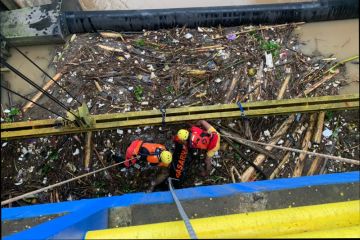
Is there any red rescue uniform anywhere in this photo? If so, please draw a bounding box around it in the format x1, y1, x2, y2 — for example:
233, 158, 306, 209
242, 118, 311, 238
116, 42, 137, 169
174, 125, 220, 158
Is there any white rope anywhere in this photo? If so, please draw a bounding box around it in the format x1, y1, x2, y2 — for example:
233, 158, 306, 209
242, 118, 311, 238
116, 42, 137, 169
1, 158, 135, 206
221, 134, 360, 165
168, 178, 197, 239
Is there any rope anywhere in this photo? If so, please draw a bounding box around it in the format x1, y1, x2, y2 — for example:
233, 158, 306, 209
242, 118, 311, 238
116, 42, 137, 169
0, 34, 82, 105
168, 178, 198, 239
1, 84, 71, 121
221, 134, 360, 165
0, 58, 81, 121
160, 107, 166, 129
1, 157, 136, 206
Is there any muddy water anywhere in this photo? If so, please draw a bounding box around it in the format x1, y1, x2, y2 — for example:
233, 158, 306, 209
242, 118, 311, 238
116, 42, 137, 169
1, 44, 59, 107
1, 18, 358, 108
294, 19, 359, 94
78, 0, 311, 10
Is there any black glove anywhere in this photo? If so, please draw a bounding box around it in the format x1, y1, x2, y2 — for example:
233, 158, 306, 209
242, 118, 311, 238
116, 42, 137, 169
112, 154, 125, 163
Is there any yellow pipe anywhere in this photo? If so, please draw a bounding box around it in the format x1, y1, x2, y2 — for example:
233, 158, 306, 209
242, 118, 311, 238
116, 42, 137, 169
85, 200, 360, 239
272, 225, 360, 238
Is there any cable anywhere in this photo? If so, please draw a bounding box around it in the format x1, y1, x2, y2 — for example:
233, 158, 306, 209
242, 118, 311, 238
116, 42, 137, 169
0, 58, 80, 121
1, 157, 138, 206
1, 84, 71, 121
168, 178, 198, 239
221, 134, 360, 165
0, 34, 82, 105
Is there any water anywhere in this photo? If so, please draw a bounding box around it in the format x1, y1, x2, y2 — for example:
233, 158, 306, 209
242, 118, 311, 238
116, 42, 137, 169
294, 19, 359, 95
1, 44, 59, 107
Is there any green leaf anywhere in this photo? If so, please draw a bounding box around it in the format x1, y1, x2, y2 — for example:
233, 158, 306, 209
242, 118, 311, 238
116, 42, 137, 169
134, 38, 145, 47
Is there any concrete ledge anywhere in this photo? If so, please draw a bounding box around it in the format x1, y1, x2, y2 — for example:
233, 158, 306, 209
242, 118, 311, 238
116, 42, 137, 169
0, 2, 65, 46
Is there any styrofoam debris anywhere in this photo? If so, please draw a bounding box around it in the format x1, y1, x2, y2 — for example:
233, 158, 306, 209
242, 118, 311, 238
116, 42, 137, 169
127, 129, 132, 133
195, 181, 204, 186
322, 128, 333, 138
2, 142, 7, 147
73, 148, 80, 156
4, 109, 10, 113
107, 77, 114, 83
117, 129, 124, 135
265, 52, 274, 68
184, 33, 193, 39
264, 130, 271, 137
15, 179, 23, 186
214, 78, 222, 83
141, 101, 149, 106
277, 139, 284, 145
42, 177, 47, 185
67, 98, 73, 103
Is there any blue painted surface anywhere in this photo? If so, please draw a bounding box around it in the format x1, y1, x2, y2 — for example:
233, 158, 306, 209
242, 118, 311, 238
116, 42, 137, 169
2, 171, 359, 240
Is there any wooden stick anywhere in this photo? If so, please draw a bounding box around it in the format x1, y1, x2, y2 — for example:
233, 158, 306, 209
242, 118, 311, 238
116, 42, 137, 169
83, 132, 93, 171
93, 148, 113, 181
230, 166, 242, 183
303, 70, 339, 96
277, 72, 291, 100
22, 72, 63, 113
270, 152, 291, 180
94, 80, 103, 92
97, 44, 124, 53
293, 113, 317, 177
307, 111, 326, 176
219, 128, 282, 162
99, 32, 125, 42
224, 69, 241, 103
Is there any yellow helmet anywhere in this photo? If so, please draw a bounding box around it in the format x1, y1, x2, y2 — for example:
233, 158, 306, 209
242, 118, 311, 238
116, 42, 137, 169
160, 150, 172, 164
177, 129, 189, 141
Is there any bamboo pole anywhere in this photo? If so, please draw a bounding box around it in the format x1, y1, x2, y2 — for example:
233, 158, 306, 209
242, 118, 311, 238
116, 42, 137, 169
22, 72, 63, 113
293, 113, 317, 177
307, 111, 326, 176
84, 132, 93, 171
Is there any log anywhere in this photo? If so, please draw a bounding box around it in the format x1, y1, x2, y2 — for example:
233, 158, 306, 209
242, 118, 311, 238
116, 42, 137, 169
293, 113, 317, 177
241, 114, 296, 182
312, 111, 325, 144
83, 132, 93, 171
307, 111, 326, 176
22, 72, 63, 112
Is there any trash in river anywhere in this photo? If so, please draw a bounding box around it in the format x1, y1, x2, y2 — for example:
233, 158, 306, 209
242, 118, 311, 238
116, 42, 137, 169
1, 22, 358, 205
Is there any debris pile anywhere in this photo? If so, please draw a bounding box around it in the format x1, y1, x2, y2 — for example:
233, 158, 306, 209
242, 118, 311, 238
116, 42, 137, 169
1, 23, 359, 206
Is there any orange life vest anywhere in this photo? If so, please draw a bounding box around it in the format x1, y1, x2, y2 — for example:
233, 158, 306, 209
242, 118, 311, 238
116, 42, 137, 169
125, 140, 166, 167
